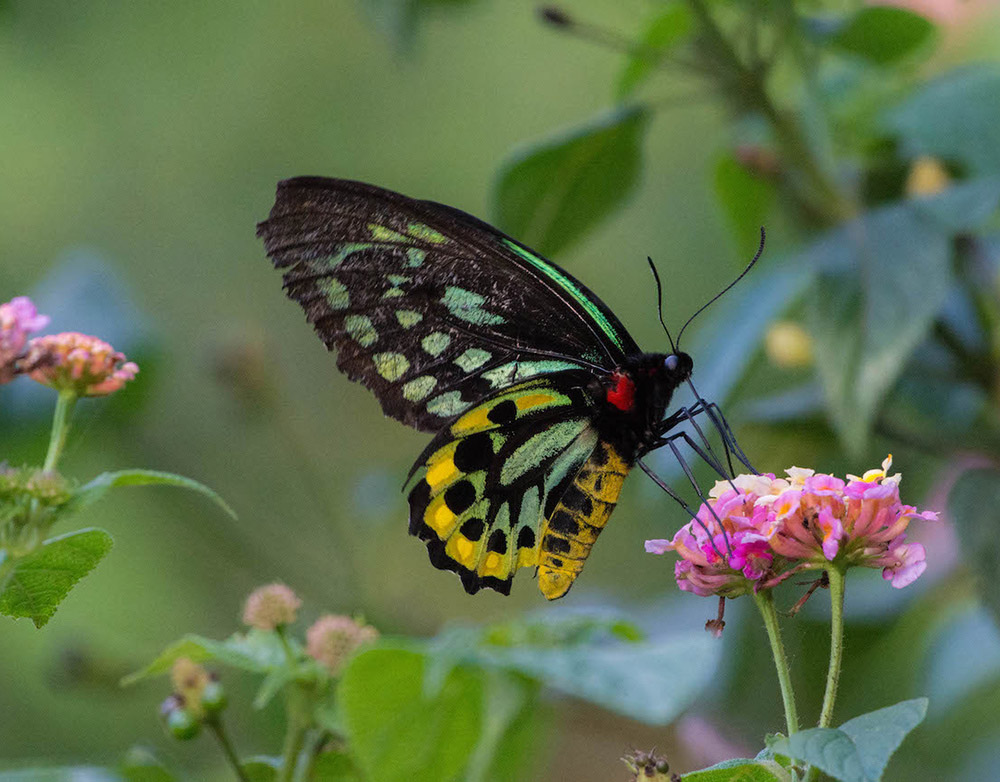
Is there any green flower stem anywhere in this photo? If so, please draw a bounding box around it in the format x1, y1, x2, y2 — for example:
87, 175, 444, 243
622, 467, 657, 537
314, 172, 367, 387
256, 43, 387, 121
43, 389, 77, 473
207, 717, 251, 782
753, 589, 800, 737
818, 565, 846, 729
276, 625, 311, 782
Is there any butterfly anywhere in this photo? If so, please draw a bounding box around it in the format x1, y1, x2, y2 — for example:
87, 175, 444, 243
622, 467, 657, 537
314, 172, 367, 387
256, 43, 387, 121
258, 177, 752, 600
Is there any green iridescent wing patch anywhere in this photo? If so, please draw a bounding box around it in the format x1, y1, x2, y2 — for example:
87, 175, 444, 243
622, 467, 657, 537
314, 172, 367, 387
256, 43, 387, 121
257, 177, 638, 432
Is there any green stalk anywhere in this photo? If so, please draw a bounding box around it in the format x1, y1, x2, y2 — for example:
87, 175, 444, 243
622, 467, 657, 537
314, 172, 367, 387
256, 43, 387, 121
753, 589, 800, 737
276, 625, 310, 782
207, 717, 251, 782
43, 389, 77, 473
818, 566, 846, 728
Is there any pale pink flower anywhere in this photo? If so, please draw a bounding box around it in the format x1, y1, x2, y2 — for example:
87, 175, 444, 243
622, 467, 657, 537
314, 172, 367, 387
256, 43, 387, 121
647, 456, 936, 597
242, 583, 301, 630
306, 614, 378, 674
24, 332, 138, 396
0, 296, 49, 383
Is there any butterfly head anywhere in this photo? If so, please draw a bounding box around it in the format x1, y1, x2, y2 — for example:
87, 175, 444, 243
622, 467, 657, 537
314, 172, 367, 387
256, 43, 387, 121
663, 351, 693, 382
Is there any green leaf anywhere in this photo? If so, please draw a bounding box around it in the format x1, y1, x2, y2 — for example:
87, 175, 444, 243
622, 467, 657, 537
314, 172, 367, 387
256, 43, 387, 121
884, 65, 1000, 173
463, 673, 538, 782
493, 106, 649, 257
68, 469, 236, 520
682, 760, 789, 781
119, 747, 176, 782
477, 632, 721, 725
338, 648, 483, 782
253, 665, 296, 709
616, 5, 692, 99
713, 154, 776, 252
804, 200, 953, 453
311, 750, 366, 781
240, 758, 280, 782
949, 469, 1000, 629
770, 699, 928, 782
829, 7, 935, 65
122, 630, 286, 685
0, 528, 113, 628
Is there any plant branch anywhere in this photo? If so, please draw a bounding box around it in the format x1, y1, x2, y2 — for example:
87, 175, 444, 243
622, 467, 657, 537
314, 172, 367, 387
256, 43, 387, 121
684, 0, 856, 225
207, 717, 251, 782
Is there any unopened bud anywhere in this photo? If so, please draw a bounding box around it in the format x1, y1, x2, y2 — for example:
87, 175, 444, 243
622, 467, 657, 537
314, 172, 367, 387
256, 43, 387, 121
765, 321, 813, 369
200, 676, 227, 715
905, 156, 950, 197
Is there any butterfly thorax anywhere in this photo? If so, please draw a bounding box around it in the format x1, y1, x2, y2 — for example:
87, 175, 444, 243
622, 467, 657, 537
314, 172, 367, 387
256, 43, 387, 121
595, 351, 693, 458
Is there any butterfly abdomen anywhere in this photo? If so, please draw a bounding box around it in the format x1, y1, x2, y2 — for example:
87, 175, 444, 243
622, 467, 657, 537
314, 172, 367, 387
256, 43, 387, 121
537, 440, 632, 600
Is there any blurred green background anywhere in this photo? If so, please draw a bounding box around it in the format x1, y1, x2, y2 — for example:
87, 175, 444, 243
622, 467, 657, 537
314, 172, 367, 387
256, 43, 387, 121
2, 1, 1000, 780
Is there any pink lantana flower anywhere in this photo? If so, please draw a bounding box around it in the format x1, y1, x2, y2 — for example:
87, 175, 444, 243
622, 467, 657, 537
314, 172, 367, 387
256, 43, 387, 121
24, 332, 139, 397
646, 456, 937, 597
0, 297, 49, 383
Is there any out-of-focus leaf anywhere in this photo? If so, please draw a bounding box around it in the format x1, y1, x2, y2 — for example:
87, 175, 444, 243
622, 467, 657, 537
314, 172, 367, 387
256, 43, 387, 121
478, 632, 721, 725
310, 751, 365, 782
122, 630, 287, 685
910, 176, 1000, 231
949, 469, 1000, 629
464, 673, 539, 782
67, 469, 236, 520
240, 758, 280, 782
493, 106, 649, 257
804, 201, 952, 454
616, 5, 692, 99
682, 760, 789, 781
769, 698, 927, 781
884, 65, 1000, 173
0, 771, 120, 782
714, 154, 776, 252
252, 665, 296, 709
738, 382, 825, 424
923, 604, 1000, 715
338, 648, 482, 782
829, 6, 935, 65
0, 528, 113, 628
119, 747, 176, 782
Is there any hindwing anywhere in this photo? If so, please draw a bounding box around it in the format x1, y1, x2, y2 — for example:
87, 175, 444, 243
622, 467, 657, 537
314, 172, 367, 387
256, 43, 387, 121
406, 374, 636, 598
257, 177, 638, 431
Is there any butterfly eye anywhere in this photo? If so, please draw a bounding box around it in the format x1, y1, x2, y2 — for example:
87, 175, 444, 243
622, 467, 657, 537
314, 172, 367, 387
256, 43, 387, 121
664, 355, 679, 372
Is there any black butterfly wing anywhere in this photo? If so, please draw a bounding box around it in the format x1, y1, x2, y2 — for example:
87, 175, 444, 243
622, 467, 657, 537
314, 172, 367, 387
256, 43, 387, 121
257, 176, 639, 432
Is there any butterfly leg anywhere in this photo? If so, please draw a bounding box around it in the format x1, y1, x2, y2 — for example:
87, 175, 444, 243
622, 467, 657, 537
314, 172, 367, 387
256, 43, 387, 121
637, 458, 728, 561
701, 401, 757, 473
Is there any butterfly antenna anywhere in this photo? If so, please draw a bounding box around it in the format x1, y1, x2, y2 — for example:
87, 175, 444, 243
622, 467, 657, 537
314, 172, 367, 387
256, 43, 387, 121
646, 256, 678, 354
676, 227, 765, 350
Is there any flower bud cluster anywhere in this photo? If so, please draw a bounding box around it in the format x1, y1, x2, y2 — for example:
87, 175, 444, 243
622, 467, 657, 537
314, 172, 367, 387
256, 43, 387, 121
1, 296, 138, 396
160, 658, 227, 741
646, 457, 937, 598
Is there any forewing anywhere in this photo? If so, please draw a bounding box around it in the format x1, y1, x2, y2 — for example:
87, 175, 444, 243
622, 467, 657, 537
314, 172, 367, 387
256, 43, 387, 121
257, 176, 639, 432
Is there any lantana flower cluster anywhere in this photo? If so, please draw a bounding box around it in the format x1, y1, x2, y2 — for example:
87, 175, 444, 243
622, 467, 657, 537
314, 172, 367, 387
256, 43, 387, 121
0, 296, 137, 396
646, 457, 937, 598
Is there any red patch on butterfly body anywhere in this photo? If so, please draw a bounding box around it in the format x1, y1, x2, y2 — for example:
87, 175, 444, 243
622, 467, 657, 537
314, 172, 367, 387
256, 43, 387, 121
606, 371, 636, 412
